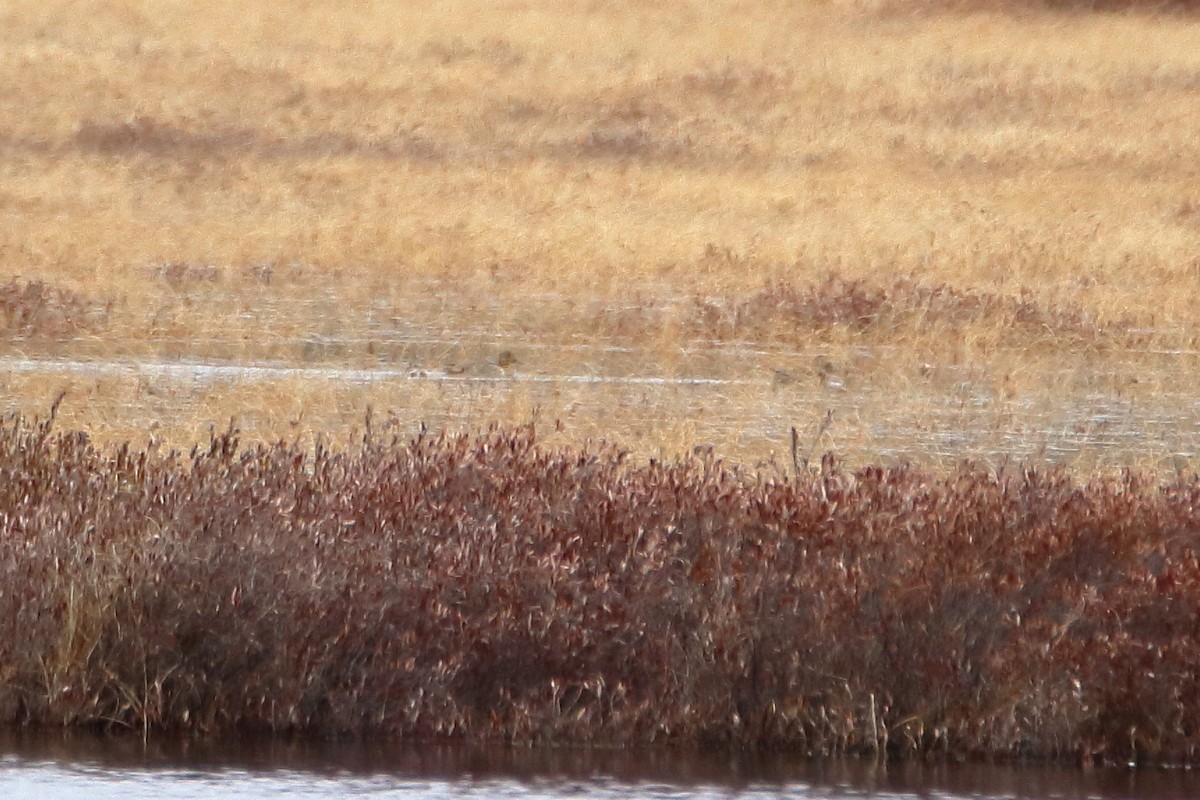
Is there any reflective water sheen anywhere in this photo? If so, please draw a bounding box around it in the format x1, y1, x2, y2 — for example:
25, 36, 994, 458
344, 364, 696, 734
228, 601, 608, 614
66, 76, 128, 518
5, 346, 1200, 474
3, 733, 1200, 799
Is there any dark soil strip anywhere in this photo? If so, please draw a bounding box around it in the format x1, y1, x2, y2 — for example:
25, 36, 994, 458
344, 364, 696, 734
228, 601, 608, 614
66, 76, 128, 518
1, 407, 1198, 764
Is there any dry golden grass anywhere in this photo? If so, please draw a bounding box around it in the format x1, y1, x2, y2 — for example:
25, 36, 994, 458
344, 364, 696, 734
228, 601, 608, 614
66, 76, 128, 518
5, 2, 1200, 757
2, 0, 1200, 466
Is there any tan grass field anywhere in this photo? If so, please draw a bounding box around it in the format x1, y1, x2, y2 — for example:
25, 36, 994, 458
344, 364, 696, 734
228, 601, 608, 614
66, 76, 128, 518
2, 0, 1199, 470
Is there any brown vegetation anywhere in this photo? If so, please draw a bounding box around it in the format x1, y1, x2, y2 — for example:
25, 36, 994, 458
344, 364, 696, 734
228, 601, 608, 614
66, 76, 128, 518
5, 0, 1200, 325
674, 275, 1129, 346
2, 408, 1199, 764
3, 3, 1199, 759
881, 0, 1200, 13
0, 280, 110, 341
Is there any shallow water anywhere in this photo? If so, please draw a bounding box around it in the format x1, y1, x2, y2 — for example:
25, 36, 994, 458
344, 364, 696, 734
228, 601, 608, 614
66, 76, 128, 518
6, 278, 1200, 473
0, 356, 758, 387
3, 343, 1198, 474
4, 733, 1200, 800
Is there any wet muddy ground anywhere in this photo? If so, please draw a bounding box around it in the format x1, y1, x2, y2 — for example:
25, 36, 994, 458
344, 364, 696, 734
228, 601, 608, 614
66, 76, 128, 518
3, 282, 1198, 471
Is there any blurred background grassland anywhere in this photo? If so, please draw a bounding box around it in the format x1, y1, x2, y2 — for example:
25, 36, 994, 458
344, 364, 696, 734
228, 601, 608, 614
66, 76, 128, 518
1, 0, 1199, 469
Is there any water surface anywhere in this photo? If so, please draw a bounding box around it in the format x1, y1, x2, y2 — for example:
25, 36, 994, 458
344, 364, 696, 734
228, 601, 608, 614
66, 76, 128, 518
4, 343, 1198, 474
3, 732, 1200, 799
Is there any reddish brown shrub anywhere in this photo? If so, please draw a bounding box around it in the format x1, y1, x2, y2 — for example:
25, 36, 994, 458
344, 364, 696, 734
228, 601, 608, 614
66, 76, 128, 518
1, 412, 1198, 763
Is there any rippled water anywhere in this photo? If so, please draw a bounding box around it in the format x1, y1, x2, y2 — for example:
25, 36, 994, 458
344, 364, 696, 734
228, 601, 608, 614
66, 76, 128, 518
3, 733, 1200, 800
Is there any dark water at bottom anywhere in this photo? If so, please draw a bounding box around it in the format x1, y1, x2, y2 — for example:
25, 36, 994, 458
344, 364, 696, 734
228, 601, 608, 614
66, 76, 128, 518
2, 731, 1199, 799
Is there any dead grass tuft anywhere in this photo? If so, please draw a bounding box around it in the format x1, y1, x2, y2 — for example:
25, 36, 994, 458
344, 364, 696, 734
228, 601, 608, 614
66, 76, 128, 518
698, 276, 1123, 344
74, 115, 442, 162
873, 0, 1200, 15
592, 273, 1131, 347
0, 280, 110, 341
